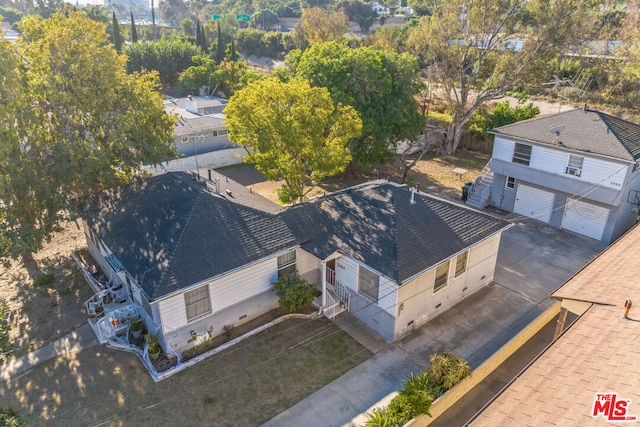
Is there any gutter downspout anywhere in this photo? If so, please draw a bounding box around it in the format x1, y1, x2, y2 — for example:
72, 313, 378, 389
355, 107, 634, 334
321, 259, 327, 309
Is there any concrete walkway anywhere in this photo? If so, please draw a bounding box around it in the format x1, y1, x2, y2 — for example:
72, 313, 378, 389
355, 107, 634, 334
0, 322, 98, 381
264, 219, 605, 427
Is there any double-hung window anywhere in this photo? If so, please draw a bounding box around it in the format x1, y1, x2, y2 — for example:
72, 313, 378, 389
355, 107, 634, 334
185, 285, 212, 322
566, 155, 584, 177
434, 261, 450, 293
277, 250, 296, 277
512, 143, 532, 166
455, 252, 468, 277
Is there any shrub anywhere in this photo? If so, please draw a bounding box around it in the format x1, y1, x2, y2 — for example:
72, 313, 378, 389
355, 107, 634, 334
0, 407, 21, 426
273, 272, 316, 312
33, 274, 54, 287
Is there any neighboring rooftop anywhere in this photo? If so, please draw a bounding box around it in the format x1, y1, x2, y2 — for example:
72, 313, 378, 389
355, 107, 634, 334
470, 224, 640, 426
281, 182, 511, 284
164, 96, 228, 137
79, 172, 296, 300
490, 107, 640, 161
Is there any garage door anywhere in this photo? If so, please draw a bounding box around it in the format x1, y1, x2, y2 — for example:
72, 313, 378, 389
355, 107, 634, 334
514, 185, 555, 224
562, 198, 609, 240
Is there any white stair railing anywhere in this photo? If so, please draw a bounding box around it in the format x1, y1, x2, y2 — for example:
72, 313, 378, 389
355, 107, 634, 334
468, 159, 492, 196
334, 280, 351, 312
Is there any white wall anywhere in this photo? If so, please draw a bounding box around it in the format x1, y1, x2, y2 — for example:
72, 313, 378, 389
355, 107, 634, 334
394, 233, 502, 340
493, 137, 628, 190
296, 249, 320, 285
335, 255, 397, 316
145, 147, 247, 175
157, 256, 279, 335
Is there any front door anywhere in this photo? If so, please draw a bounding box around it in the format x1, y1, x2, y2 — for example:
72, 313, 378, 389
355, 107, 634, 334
326, 259, 336, 291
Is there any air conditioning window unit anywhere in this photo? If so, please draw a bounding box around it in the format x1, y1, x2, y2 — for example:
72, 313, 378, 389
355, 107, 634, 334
566, 166, 582, 177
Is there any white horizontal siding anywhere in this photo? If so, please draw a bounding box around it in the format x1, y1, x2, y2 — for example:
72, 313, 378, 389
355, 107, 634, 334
582, 157, 627, 189
157, 257, 278, 333
296, 249, 320, 280
336, 255, 398, 315
529, 146, 567, 174
468, 234, 501, 268
336, 256, 358, 292
493, 137, 514, 162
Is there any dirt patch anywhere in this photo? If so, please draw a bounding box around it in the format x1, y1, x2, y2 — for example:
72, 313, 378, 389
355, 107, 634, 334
218, 150, 490, 205
0, 220, 93, 359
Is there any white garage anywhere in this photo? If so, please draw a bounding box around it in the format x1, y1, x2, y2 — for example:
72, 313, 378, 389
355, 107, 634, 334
562, 198, 609, 240
514, 185, 555, 224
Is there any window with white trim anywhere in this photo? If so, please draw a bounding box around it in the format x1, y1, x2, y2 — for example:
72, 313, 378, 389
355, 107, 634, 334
505, 176, 516, 190
185, 285, 212, 322
455, 252, 468, 277
565, 154, 584, 177
277, 250, 296, 277
434, 261, 450, 293
512, 143, 532, 166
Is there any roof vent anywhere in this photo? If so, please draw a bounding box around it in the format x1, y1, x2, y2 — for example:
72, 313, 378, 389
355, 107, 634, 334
410, 187, 416, 205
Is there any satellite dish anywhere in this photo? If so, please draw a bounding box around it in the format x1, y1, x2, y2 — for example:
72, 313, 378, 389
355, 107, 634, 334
550, 124, 565, 136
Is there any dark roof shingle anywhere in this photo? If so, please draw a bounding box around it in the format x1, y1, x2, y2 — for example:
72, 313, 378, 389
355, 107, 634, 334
281, 182, 511, 284
80, 172, 297, 300
490, 108, 640, 161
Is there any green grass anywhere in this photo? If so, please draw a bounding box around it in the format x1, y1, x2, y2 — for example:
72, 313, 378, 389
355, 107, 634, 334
33, 274, 55, 287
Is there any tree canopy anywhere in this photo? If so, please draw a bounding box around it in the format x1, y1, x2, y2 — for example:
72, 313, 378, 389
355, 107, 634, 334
407, 0, 592, 154
225, 78, 362, 204
0, 12, 176, 263
285, 42, 424, 168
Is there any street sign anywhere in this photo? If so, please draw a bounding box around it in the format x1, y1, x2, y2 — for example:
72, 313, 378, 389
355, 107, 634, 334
212, 14, 221, 21
236, 14, 251, 21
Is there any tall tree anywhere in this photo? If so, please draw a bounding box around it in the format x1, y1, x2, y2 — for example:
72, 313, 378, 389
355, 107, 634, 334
0, 12, 176, 264
407, 0, 592, 154
130, 11, 138, 43
111, 11, 123, 53
294, 7, 348, 46
215, 21, 225, 63
196, 19, 202, 46
287, 42, 424, 168
225, 79, 362, 204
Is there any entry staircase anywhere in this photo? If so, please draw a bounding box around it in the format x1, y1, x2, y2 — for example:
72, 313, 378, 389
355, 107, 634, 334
466, 159, 493, 209
323, 280, 352, 321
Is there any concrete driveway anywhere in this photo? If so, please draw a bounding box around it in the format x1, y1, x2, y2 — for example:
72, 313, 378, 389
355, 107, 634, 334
263, 218, 605, 427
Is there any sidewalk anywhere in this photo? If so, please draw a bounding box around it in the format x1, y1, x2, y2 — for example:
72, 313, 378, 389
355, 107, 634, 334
0, 322, 98, 381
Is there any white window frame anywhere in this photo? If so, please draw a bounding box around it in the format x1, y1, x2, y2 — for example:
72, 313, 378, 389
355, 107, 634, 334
358, 265, 380, 302
565, 154, 584, 177
277, 250, 296, 277
455, 252, 468, 277
512, 143, 532, 166
434, 260, 450, 293
505, 176, 516, 190
184, 284, 212, 322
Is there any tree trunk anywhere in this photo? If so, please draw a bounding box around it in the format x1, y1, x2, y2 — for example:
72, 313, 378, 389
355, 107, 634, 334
445, 120, 465, 155
22, 252, 34, 264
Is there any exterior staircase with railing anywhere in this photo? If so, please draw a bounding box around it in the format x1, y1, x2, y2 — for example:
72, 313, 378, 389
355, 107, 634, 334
466, 159, 493, 209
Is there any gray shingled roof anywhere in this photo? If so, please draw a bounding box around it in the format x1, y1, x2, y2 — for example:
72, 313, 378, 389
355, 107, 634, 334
490, 108, 640, 161
281, 182, 511, 284
79, 172, 297, 301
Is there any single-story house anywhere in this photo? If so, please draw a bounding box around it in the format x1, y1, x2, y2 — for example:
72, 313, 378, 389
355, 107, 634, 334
469, 224, 640, 425
468, 106, 640, 244
165, 96, 235, 157
79, 172, 510, 355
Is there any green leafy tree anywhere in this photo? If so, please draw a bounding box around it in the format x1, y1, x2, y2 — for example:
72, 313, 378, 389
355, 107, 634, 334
111, 11, 123, 53
181, 17, 194, 37
0, 298, 11, 364
287, 42, 424, 168
0, 407, 21, 427
272, 272, 317, 312
177, 55, 217, 95
251, 9, 279, 30
125, 38, 202, 88
406, 0, 593, 154
225, 78, 362, 203
0, 6, 23, 24
294, 7, 348, 47
337, 0, 378, 33
130, 11, 138, 43
468, 100, 540, 139
0, 12, 176, 264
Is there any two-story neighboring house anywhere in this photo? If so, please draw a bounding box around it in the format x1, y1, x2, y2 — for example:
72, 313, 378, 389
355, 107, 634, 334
468, 107, 640, 244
